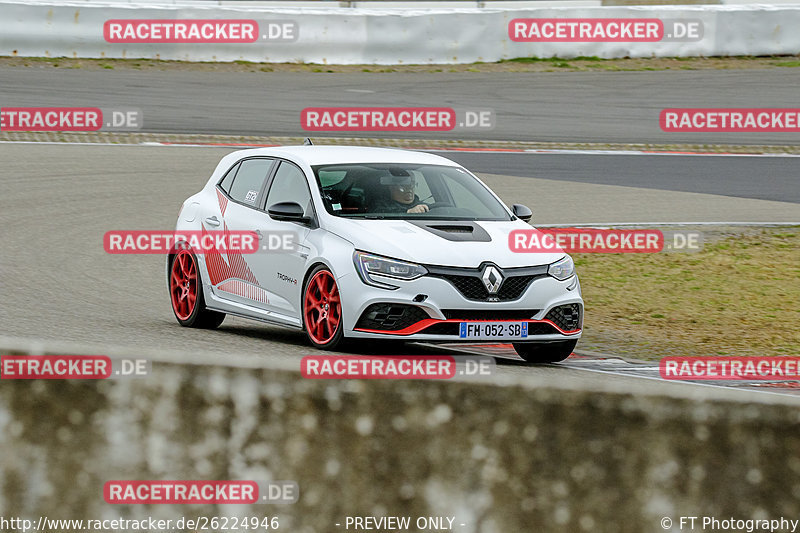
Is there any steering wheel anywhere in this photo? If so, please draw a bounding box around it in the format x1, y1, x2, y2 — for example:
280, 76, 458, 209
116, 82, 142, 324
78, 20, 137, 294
427, 201, 454, 210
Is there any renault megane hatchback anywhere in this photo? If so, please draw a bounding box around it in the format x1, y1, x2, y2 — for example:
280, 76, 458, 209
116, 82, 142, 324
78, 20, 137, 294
168, 145, 583, 363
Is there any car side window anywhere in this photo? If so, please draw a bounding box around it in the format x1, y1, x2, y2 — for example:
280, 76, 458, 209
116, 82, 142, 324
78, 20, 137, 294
266, 161, 312, 215
228, 158, 273, 206
218, 162, 239, 194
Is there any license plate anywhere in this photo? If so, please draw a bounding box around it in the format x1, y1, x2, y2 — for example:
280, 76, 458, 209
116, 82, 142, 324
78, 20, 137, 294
459, 322, 528, 339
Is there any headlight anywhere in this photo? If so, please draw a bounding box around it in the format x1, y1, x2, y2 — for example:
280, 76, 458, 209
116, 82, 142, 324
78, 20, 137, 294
548, 255, 575, 281
353, 251, 428, 289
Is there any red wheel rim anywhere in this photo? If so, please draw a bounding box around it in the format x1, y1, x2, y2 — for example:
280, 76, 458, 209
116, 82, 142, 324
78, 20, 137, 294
304, 270, 341, 345
170, 249, 198, 320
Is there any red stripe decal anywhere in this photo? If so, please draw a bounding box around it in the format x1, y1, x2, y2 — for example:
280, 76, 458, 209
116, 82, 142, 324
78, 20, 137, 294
355, 319, 581, 336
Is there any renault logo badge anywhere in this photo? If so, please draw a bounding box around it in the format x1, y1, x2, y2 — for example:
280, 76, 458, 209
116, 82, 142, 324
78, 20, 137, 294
482, 265, 503, 294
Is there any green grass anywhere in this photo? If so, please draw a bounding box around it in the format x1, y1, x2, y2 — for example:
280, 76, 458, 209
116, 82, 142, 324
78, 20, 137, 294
573, 228, 800, 358
3, 54, 800, 74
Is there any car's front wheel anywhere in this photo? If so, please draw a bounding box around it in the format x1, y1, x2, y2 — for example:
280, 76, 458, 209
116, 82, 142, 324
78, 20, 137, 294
169, 249, 225, 328
513, 339, 577, 364
303, 265, 345, 350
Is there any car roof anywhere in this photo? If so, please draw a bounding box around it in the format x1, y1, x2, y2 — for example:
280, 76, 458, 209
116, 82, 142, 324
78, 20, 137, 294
225, 145, 461, 167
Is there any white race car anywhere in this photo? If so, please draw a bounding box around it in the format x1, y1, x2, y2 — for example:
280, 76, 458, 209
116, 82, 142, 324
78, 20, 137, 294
168, 145, 583, 363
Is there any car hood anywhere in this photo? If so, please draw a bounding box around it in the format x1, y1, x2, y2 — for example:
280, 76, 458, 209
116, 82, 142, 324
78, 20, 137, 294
323, 218, 565, 268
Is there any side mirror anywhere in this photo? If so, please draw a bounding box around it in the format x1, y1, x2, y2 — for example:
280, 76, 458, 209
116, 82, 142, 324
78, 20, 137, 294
512, 204, 532, 223
268, 202, 310, 224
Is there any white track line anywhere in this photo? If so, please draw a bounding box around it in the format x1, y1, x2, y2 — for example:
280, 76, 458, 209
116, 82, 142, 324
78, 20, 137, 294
3, 140, 800, 158
426, 343, 800, 400
559, 363, 800, 400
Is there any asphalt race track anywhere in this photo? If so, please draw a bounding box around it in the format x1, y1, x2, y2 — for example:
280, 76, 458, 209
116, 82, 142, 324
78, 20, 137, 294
0, 142, 798, 397
1, 68, 800, 145
435, 151, 800, 204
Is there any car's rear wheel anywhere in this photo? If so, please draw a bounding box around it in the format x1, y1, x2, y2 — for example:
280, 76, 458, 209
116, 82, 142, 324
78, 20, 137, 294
303, 265, 345, 350
169, 249, 225, 328
513, 339, 577, 364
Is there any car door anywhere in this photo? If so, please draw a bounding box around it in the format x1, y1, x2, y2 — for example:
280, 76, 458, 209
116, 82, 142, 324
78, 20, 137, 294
205, 157, 276, 311
247, 159, 315, 318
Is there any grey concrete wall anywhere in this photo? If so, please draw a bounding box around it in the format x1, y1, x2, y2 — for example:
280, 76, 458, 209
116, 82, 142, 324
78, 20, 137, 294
3, 3, 800, 63
1, 339, 800, 533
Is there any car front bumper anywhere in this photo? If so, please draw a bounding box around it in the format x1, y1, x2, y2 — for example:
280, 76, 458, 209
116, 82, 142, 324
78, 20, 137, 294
339, 270, 583, 343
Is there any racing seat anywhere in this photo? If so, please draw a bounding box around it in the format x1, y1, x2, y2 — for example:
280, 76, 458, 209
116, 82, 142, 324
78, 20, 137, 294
362, 174, 393, 212
336, 172, 370, 213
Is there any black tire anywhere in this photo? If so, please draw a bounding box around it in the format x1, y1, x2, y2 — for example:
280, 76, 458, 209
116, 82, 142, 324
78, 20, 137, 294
302, 265, 346, 351
168, 249, 226, 329
513, 339, 578, 364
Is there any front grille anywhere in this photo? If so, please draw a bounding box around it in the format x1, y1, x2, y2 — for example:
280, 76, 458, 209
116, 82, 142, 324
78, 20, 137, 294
498, 275, 540, 299
443, 309, 539, 320
545, 304, 582, 331
426, 263, 549, 302
435, 273, 542, 301
440, 275, 490, 300
355, 303, 430, 331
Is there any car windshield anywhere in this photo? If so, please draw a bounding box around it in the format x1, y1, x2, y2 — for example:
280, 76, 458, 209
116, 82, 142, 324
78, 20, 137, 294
312, 163, 512, 221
